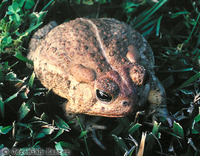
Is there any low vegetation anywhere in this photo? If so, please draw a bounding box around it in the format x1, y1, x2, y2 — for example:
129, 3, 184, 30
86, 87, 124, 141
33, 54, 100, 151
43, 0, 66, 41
0, 0, 200, 155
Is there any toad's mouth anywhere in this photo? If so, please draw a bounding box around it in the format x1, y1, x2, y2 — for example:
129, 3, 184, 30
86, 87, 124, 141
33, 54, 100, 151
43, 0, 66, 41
84, 103, 136, 118
84, 110, 134, 118
87, 113, 132, 118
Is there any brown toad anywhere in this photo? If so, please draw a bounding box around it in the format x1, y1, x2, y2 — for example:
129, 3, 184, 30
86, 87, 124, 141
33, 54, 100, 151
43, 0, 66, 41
28, 18, 171, 123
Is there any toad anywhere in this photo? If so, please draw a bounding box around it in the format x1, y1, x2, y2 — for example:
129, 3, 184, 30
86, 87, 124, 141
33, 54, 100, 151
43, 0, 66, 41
28, 18, 172, 124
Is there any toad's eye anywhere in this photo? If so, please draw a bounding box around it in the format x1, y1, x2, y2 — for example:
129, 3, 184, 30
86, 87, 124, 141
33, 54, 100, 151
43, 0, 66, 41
96, 89, 112, 102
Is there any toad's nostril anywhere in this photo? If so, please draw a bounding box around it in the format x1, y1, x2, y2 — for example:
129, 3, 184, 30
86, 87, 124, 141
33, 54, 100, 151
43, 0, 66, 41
123, 101, 129, 106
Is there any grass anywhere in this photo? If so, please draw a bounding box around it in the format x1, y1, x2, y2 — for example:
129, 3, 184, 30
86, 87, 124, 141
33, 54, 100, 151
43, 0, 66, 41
0, 0, 200, 155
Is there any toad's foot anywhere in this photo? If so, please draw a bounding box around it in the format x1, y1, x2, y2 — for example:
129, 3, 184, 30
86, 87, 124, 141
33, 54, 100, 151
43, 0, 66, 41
148, 104, 174, 127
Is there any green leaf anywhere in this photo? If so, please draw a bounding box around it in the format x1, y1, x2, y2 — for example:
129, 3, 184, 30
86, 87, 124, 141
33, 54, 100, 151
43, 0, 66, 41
36, 128, 54, 139
36, 133, 45, 139
192, 121, 200, 134
22, 22, 43, 36
4, 72, 22, 82
32, 141, 41, 148
112, 134, 129, 152
0, 95, 4, 118
41, 113, 51, 121
25, 0, 35, 9
78, 130, 88, 138
152, 121, 160, 136
170, 11, 190, 18
12, 2, 20, 12
4, 92, 19, 103
185, 13, 200, 43
49, 129, 64, 143
41, 128, 54, 135
54, 116, 70, 131
4, 72, 16, 81
55, 141, 81, 151
14, 51, 33, 64
83, 0, 93, 5
133, 0, 168, 29
142, 23, 155, 37
161, 68, 194, 73
10, 13, 21, 22
2, 36, 12, 44
128, 123, 141, 135
29, 12, 47, 24
18, 0, 26, 7
156, 15, 163, 36
173, 121, 184, 139
41, 0, 55, 12
8, 6, 15, 14
7, 2, 20, 17
177, 72, 200, 90
194, 114, 200, 122
55, 142, 69, 156
180, 89, 194, 95
192, 115, 200, 134
28, 72, 35, 88
122, 1, 144, 15
0, 125, 13, 134
18, 102, 31, 121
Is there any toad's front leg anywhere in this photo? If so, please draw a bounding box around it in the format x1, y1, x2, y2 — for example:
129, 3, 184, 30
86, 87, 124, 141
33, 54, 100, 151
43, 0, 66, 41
148, 77, 173, 126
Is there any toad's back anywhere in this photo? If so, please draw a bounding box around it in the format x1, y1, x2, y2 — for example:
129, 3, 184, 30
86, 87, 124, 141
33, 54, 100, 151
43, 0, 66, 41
28, 18, 167, 118
29, 18, 154, 79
